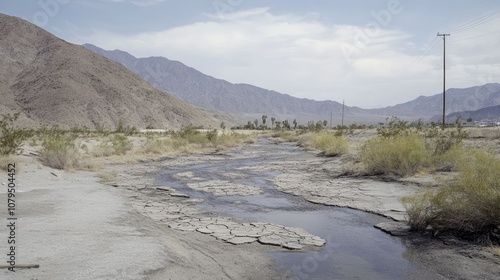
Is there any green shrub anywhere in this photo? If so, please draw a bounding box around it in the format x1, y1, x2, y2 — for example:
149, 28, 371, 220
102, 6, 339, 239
40, 133, 80, 170
401, 191, 435, 231
425, 118, 469, 155
216, 132, 250, 148
432, 145, 467, 172
377, 117, 412, 138
271, 131, 299, 142
206, 129, 218, 143
93, 134, 133, 157
307, 132, 348, 156
142, 138, 187, 154
0, 113, 28, 155
111, 134, 133, 155
115, 120, 138, 136
361, 133, 431, 176
403, 149, 500, 243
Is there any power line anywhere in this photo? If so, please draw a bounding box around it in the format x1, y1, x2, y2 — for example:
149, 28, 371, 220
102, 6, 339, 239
446, 9, 500, 34
449, 29, 500, 43
406, 37, 440, 72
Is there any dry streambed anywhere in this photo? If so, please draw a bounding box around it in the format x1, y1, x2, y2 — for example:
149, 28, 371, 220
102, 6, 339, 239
110, 136, 499, 279
129, 184, 325, 250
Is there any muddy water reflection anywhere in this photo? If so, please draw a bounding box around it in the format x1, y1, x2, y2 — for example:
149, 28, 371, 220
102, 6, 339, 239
158, 138, 431, 279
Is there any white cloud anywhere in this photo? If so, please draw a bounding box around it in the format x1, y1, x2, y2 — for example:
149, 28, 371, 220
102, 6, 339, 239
74, 7, 500, 108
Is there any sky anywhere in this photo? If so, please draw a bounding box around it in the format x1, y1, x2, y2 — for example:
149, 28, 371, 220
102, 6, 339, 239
1, 0, 500, 108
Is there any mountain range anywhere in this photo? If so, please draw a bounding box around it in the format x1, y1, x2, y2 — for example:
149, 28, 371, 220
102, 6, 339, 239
444, 105, 500, 123
0, 13, 237, 129
368, 83, 500, 119
84, 44, 382, 124
84, 44, 500, 124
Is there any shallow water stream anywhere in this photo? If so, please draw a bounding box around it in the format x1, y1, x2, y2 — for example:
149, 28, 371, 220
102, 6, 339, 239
157, 138, 436, 279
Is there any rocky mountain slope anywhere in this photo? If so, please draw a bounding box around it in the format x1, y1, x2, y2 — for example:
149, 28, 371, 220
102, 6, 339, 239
83, 44, 381, 124
0, 13, 233, 129
367, 83, 500, 119
444, 105, 500, 123
84, 44, 500, 124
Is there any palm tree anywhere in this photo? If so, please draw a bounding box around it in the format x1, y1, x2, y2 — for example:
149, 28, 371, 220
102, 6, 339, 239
262, 115, 267, 127
293, 119, 297, 130
283, 119, 290, 130
271, 117, 276, 130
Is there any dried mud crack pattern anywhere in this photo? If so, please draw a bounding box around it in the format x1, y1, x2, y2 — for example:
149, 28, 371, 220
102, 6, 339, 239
186, 180, 263, 196
132, 187, 325, 251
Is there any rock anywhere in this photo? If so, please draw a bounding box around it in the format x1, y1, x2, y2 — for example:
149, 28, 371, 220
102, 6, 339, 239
226, 237, 257, 245
196, 227, 213, 234
206, 224, 230, 234
282, 243, 303, 250
163, 214, 181, 220
187, 180, 262, 196
156, 187, 172, 192
374, 222, 410, 236
212, 233, 234, 241
170, 192, 190, 198
258, 235, 285, 246
300, 236, 326, 246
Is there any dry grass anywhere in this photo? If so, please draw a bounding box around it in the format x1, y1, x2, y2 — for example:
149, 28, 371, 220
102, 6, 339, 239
97, 170, 118, 183
92, 134, 133, 157
271, 131, 300, 142
313, 133, 348, 156
361, 133, 431, 176
140, 131, 251, 155
301, 132, 348, 156
39, 134, 81, 170
487, 246, 500, 256
403, 149, 500, 244
0, 155, 18, 172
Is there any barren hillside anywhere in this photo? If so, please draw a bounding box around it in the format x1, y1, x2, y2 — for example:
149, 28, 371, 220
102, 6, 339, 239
0, 13, 231, 129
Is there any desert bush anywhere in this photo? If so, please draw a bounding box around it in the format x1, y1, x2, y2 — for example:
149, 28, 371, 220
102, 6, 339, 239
143, 139, 168, 154
97, 170, 118, 183
0, 155, 16, 172
115, 120, 138, 136
142, 138, 187, 154
206, 129, 218, 143
403, 149, 500, 244
216, 132, 250, 148
401, 191, 435, 231
0, 113, 28, 155
377, 117, 412, 138
425, 118, 469, 155
361, 132, 431, 176
307, 132, 348, 156
174, 125, 210, 146
111, 134, 133, 155
271, 131, 299, 142
40, 133, 81, 170
92, 134, 133, 157
432, 145, 467, 172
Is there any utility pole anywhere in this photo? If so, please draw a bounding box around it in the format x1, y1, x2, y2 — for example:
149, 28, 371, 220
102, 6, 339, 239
330, 111, 332, 129
341, 99, 345, 128
437, 32, 450, 130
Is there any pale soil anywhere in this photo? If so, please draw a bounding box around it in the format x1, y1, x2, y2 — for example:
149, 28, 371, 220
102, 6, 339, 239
0, 154, 289, 280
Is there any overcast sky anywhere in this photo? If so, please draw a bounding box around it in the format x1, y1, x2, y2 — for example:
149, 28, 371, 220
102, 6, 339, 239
2, 0, 500, 108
